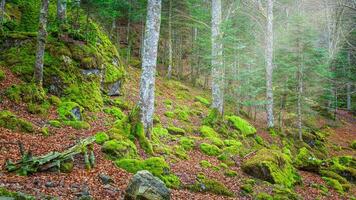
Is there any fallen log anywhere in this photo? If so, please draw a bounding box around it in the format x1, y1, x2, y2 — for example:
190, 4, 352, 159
5, 137, 96, 176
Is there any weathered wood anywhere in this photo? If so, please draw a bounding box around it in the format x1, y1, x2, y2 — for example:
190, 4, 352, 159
6, 137, 95, 175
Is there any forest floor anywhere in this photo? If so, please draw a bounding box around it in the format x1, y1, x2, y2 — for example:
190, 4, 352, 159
0, 65, 355, 199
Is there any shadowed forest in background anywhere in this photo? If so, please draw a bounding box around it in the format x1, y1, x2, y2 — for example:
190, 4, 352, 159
0, 0, 355, 199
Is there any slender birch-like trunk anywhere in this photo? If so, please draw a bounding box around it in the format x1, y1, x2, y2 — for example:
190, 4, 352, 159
57, 0, 66, 22
139, 0, 162, 138
265, 0, 274, 128
34, 0, 50, 87
211, 0, 224, 114
0, 0, 5, 25
167, 0, 173, 79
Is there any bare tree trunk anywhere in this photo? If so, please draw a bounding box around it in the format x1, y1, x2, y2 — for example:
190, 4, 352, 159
57, 0, 66, 22
265, 0, 274, 128
211, 0, 224, 114
0, 0, 5, 25
34, 0, 50, 87
126, 0, 132, 64
167, 0, 173, 79
139, 0, 162, 138
297, 55, 303, 141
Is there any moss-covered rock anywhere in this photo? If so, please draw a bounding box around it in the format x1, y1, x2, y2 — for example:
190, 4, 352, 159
187, 174, 234, 197
102, 139, 138, 160
203, 108, 221, 126
242, 148, 301, 188
200, 125, 219, 138
104, 107, 125, 120
200, 160, 212, 168
95, 132, 110, 144
294, 147, 322, 172
179, 137, 195, 151
63, 121, 90, 130
167, 126, 186, 135
322, 177, 344, 194
256, 192, 273, 200
226, 115, 256, 136
322, 156, 356, 183
0, 110, 34, 133
48, 120, 61, 128
57, 101, 83, 121
200, 143, 221, 156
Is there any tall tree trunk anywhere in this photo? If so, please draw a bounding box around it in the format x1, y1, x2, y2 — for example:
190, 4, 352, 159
347, 83, 351, 111
0, 0, 5, 25
265, 0, 274, 128
211, 0, 224, 114
34, 0, 50, 87
139, 0, 162, 138
167, 0, 173, 79
297, 51, 303, 141
126, 0, 132, 64
57, 0, 66, 22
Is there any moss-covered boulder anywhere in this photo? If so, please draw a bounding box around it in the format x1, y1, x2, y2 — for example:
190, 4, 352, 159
242, 148, 301, 187
166, 126, 186, 135
102, 139, 138, 160
95, 132, 109, 144
322, 156, 356, 183
294, 147, 322, 172
0, 110, 34, 133
200, 143, 221, 156
194, 96, 210, 107
226, 115, 256, 136
187, 174, 234, 197
58, 101, 83, 121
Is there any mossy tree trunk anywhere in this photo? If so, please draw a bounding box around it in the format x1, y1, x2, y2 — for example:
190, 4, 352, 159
34, 0, 49, 87
139, 0, 162, 138
265, 0, 274, 128
57, 0, 67, 22
211, 0, 224, 115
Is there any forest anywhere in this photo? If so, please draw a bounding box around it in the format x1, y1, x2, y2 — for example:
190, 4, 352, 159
0, 0, 355, 199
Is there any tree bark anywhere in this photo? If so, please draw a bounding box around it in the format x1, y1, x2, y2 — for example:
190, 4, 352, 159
34, 0, 50, 87
347, 83, 351, 111
0, 0, 5, 25
139, 0, 162, 138
265, 0, 274, 128
211, 0, 224, 114
57, 0, 66, 22
167, 0, 173, 79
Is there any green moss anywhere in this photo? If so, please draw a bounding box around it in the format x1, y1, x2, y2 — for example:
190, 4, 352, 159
240, 184, 253, 194
104, 107, 125, 120
48, 120, 61, 128
63, 82, 103, 112
27, 101, 50, 115
160, 174, 181, 189
95, 132, 109, 144
179, 137, 195, 151
225, 170, 238, 177
200, 143, 221, 156
322, 156, 356, 182
194, 96, 210, 107
164, 111, 175, 118
0, 187, 35, 200
133, 122, 153, 155
142, 157, 170, 177
104, 64, 125, 83
115, 158, 144, 174
294, 147, 322, 172
351, 140, 356, 149
173, 145, 189, 160
273, 186, 302, 200
255, 135, 265, 145
188, 174, 234, 197
48, 95, 62, 106
322, 177, 344, 194
63, 121, 90, 130
200, 126, 219, 138
174, 108, 190, 121
226, 115, 256, 136
219, 163, 228, 169
41, 127, 50, 136
320, 170, 349, 185
5, 83, 45, 103
242, 148, 301, 188
0, 110, 34, 133
113, 118, 131, 139
102, 139, 138, 160
163, 99, 173, 106
60, 160, 74, 173
200, 160, 212, 168
167, 126, 186, 135
256, 192, 273, 200
57, 101, 83, 121
224, 139, 242, 147
112, 98, 130, 110
203, 108, 221, 126
152, 126, 169, 138
0, 69, 5, 81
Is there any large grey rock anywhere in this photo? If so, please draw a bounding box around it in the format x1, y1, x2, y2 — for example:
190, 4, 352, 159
106, 81, 121, 96
71, 107, 82, 121
81, 69, 102, 77
124, 170, 170, 200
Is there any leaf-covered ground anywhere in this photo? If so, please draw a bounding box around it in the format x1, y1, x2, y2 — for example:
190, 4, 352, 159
0, 65, 355, 199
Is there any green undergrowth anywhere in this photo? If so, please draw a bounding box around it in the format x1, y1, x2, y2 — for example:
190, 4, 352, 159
0, 187, 35, 200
